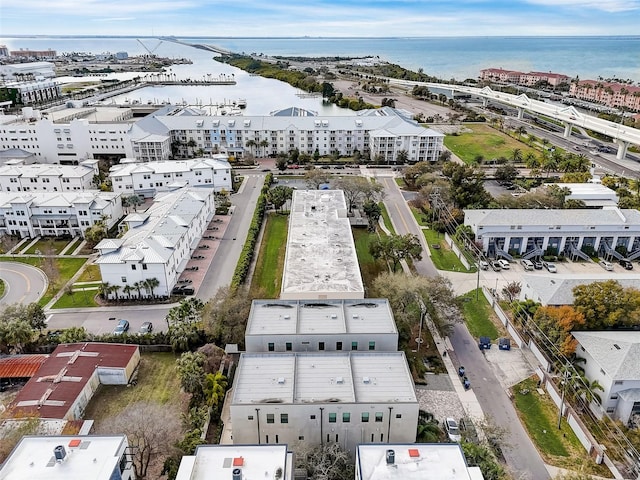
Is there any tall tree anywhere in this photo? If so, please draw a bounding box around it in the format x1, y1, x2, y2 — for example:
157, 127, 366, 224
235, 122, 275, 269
573, 280, 640, 329
369, 234, 422, 272
441, 162, 491, 208
532, 305, 585, 355
362, 200, 382, 232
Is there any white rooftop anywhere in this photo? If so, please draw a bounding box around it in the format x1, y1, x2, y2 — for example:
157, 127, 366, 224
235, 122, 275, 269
281, 190, 364, 299
464, 207, 640, 227
0, 163, 95, 178
0, 191, 119, 209
0, 435, 128, 480
356, 444, 483, 480
110, 157, 230, 177
521, 274, 640, 305
232, 352, 416, 405
573, 331, 640, 381
176, 444, 292, 480
246, 299, 397, 336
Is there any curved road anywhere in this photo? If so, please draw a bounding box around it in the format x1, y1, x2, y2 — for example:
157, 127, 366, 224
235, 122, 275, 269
0, 261, 47, 306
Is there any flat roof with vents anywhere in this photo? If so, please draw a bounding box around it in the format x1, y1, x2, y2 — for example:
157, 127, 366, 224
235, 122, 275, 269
246, 299, 397, 335
232, 352, 416, 405
356, 444, 483, 480
0, 435, 129, 480
281, 190, 364, 300
175, 445, 292, 480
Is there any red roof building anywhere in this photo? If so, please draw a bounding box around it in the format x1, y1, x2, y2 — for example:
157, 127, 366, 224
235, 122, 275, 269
7, 343, 139, 420
0, 354, 49, 379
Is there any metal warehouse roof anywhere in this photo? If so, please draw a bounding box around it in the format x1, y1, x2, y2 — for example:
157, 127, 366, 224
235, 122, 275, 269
0, 354, 49, 379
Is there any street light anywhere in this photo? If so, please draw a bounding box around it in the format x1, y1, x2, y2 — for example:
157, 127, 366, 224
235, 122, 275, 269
415, 295, 427, 352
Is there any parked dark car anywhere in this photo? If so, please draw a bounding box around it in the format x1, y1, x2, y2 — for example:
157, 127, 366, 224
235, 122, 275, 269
139, 322, 153, 334
498, 338, 511, 350
532, 259, 543, 270
176, 279, 193, 285
191, 255, 205, 260
185, 266, 199, 271
198, 245, 211, 249
113, 319, 130, 335
620, 259, 634, 270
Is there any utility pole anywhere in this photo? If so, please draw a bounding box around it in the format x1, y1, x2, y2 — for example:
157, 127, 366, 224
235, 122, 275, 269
558, 364, 570, 429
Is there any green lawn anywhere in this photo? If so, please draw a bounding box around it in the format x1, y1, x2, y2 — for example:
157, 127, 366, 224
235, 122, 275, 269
353, 229, 387, 292
63, 237, 82, 255
0, 256, 87, 306
0, 279, 5, 299
52, 288, 99, 308
83, 353, 182, 428
458, 289, 501, 339
76, 264, 102, 283
511, 377, 609, 476
24, 238, 72, 255
379, 202, 395, 234
422, 228, 474, 273
444, 124, 538, 165
410, 206, 429, 227
250, 213, 288, 298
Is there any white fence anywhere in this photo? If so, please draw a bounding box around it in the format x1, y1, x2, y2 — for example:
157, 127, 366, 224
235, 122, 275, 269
443, 232, 472, 270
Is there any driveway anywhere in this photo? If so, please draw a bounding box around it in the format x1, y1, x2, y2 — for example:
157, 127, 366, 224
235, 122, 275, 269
0, 261, 47, 306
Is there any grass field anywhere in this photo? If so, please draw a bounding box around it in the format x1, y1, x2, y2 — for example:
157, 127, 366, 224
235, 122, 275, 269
24, 238, 72, 255
76, 264, 101, 283
52, 287, 99, 308
353, 229, 386, 292
379, 202, 395, 234
422, 228, 473, 273
63, 237, 82, 255
250, 213, 288, 298
512, 377, 610, 476
83, 353, 183, 427
0, 256, 87, 306
444, 124, 538, 165
0, 279, 4, 299
458, 289, 501, 339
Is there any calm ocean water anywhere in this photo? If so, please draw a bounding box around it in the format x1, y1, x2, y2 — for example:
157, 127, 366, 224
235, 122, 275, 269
1, 36, 639, 114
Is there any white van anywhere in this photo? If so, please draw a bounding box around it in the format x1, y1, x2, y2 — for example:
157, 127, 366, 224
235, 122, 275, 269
521, 259, 534, 271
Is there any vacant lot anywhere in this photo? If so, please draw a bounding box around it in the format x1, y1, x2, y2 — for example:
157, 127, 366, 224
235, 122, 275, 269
458, 289, 502, 339
250, 213, 288, 298
444, 124, 538, 164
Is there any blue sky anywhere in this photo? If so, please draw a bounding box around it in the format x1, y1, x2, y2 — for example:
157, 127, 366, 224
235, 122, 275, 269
2, 0, 640, 36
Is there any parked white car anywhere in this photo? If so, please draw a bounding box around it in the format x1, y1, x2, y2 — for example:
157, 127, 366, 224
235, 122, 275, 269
520, 259, 534, 271
445, 417, 462, 442
543, 261, 557, 273
498, 259, 510, 269
598, 260, 614, 271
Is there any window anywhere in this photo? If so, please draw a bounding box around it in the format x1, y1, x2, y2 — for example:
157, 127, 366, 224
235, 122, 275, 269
606, 407, 615, 413
267, 414, 274, 424
268, 343, 274, 352
362, 412, 369, 422
121, 277, 127, 283
614, 380, 624, 385
248, 415, 254, 420
395, 413, 402, 419
319, 342, 325, 351
610, 394, 619, 400
286, 342, 292, 351
351, 342, 358, 351
310, 415, 316, 420
131, 265, 136, 270
280, 413, 288, 424
343, 413, 350, 423
329, 413, 337, 423
336, 342, 342, 351
142, 264, 148, 270
368, 341, 375, 351
375, 412, 383, 422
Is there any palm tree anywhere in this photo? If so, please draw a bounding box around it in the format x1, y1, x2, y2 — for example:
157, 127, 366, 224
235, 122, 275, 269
123, 284, 135, 300
259, 139, 269, 157
109, 284, 121, 301
99, 282, 111, 300
396, 150, 409, 165
525, 152, 540, 169
133, 281, 144, 299
245, 139, 256, 156
143, 278, 160, 299
511, 148, 523, 164
204, 372, 228, 410
186, 139, 198, 158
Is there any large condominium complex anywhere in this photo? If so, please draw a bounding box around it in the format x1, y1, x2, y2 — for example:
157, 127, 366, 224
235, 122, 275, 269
0, 105, 443, 164
230, 352, 418, 453
0, 190, 122, 238
109, 156, 232, 197
94, 187, 215, 297
569, 80, 640, 112
479, 67, 570, 87
281, 190, 364, 300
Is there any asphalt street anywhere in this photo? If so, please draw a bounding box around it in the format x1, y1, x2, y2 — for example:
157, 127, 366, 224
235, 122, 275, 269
0, 261, 47, 306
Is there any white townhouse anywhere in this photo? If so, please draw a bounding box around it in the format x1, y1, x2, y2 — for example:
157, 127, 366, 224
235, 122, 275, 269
109, 156, 232, 197
573, 331, 640, 425
4, 79, 61, 105
245, 299, 398, 353
94, 187, 215, 298
0, 62, 56, 81
230, 352, 419, 454
464, 207, 640, 260
0, 160, 99, 193
0, 191, 122, 238
136, 106, 443, 163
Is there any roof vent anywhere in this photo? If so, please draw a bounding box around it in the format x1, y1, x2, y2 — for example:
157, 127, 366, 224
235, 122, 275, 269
363, 376, 370, 384
614, 344, 621, 350
277, 377, 286, 384
352, 314, 359, 319
54, 445, 66, 462
386, 449, 395, 465
330, 314, 337, 319
284, 314, 291, 320
336, 376, 344, 384
232, 468, 242, 480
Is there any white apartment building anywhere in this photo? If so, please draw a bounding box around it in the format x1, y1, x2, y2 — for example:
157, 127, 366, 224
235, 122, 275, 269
245, 299, 398, 353
356, 444, 484, 480
176, 445, 293, 480
282, 190, 364, 300
0, 160, 98, 193
94, 187, 215, 298
0, 62, 56, 81
230, 352, 418, 454
109, 156, 232, 197
4, 79, 61, 105
573, 331, 640, 425
0, 435, 135, 480
464, 207, 640, 259
151, 106, 443, 163
0, 191, 122, 238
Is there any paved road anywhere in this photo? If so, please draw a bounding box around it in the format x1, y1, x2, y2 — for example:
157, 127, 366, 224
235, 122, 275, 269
0, 262, 47, 306
378, 175, 438, 277
450, 323, 550, 480
46, 305, 172, 334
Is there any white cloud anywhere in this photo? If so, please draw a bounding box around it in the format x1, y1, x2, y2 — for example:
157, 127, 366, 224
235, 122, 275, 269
525, 0, 640, 12
0, 0, 197, 16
